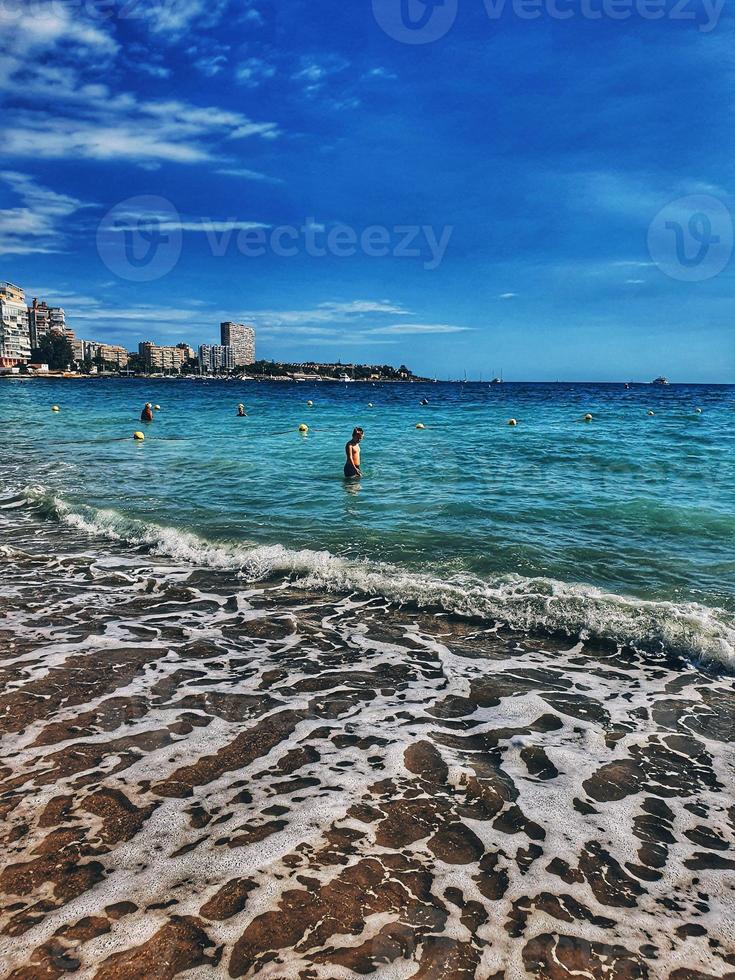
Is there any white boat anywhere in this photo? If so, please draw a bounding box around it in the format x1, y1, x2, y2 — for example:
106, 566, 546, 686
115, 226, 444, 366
651, 376, 670, 385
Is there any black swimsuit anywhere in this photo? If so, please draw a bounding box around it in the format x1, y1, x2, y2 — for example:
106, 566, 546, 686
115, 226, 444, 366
344, 443, 359, 478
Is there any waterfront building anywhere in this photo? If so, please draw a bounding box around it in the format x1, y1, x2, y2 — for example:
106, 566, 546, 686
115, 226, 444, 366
138, 341, 186, 373
220, 322, 255, 366
28, 299, 69, 347
85, 342, 129, 368
176, 343, 196, 362
199, 344, 235, 373
0, 282, 31, 367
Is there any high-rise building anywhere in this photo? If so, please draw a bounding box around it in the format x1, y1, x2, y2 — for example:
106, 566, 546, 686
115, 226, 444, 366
199, 344, 235, 373
176, 343, 196, 362
138, 341, 186, 372
84, 342, 129, 368
220, 322, 255, 366
0, 283, 31, 367
28, 299, 68, 348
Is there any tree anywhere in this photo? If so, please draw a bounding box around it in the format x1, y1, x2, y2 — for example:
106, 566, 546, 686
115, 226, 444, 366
32, 334, 74, 371
127, 353, 146, 374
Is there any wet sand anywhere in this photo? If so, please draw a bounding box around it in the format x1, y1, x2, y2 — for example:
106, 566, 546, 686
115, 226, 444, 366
0, 515, 734, 978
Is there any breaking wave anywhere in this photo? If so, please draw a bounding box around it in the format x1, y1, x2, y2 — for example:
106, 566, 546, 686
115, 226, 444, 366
15, 484, 735, 668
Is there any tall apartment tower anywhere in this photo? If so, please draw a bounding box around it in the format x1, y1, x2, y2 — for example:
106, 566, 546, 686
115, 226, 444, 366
220, 322, 255, 366
199, 344, 235, 373
28, 299, 67, 348
0, 283, 31, 367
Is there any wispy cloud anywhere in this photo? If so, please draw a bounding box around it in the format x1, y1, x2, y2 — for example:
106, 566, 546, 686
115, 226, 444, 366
240, 299, 412, 329
216, 167, 284, 184
368, 323, 471, 335
0, 8, 278, 166
292, 54, 351, 98
128, 0, 232, 40
236, 57, 277, 88
0, 172, 91, 255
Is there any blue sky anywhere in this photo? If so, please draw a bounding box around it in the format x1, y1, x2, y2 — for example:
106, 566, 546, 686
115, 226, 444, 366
0, 0, 733, 381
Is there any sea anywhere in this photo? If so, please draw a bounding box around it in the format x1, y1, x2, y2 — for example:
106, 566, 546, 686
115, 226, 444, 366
0, 378, 733, 978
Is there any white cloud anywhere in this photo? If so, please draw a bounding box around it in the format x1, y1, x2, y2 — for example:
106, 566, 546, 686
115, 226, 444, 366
499, 292, 517, 299
3, 100, 279, 164
365, 67, 397, 81
236, 57, 277, 88
292, 55, 351, 97
0, 8, 278, 166
216, 167, 284, 184
368, 323, 471, 335
195, 55, 229, 77
240, 299, 412, 329
0, 171, 90, 255
128, 0, 231, 39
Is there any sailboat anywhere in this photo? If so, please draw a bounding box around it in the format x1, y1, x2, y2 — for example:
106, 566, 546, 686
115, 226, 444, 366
490, 369, 503, 385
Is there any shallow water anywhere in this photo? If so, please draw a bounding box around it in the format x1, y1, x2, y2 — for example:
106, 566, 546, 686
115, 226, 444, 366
0, 378, 734, 978
1, 378, 734, 664
0, 508, 734, 978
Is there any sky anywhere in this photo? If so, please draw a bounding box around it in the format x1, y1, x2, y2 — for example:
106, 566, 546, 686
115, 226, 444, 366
0, 0, 733, 381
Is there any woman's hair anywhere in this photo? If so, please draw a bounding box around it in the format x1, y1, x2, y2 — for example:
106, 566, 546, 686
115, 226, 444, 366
352, 427, 364, 439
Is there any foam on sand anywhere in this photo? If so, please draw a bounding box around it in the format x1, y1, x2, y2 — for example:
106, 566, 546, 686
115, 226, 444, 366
21, 484, 735, 669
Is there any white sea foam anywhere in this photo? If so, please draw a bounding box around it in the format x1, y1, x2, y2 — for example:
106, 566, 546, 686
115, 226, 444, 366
19, 485, 735, 668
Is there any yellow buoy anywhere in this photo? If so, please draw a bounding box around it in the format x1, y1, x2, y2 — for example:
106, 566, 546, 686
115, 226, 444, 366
133, 431, 145, 441
584, 413, 593, 422
299, 424, 309, 433
51, 405, 60, 412
415, 423, 425, 430
154, 404, 161, 411
508, 418, 518, 426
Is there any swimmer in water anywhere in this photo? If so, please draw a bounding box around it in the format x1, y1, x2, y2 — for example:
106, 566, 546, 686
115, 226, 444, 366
237, 404, 246, 417
344, 427, 364, 479
140, 403, 154, 422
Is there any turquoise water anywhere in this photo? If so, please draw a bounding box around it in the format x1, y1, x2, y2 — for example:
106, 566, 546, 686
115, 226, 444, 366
1, 378, 734, 662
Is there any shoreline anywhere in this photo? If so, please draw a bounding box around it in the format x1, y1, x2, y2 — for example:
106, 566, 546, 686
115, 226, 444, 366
1, 507, 734, 978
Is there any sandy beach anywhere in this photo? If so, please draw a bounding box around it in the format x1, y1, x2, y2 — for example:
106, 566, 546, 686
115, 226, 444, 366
1, 498, 734, 978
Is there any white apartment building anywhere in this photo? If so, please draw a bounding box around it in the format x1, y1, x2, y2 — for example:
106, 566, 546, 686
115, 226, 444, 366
220, 322, 255, 366
199, 344, 235, 373
0, 283, 31, 367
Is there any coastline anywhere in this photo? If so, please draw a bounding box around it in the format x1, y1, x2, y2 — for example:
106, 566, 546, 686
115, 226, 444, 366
1, 379, 733, 978
1, 504, 734, 978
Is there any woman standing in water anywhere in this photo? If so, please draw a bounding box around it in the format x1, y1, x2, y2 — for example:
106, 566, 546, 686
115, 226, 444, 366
344, 427, 364, 479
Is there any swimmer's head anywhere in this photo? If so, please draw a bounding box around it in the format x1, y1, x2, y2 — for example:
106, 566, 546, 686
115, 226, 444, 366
352, 427, 364, 442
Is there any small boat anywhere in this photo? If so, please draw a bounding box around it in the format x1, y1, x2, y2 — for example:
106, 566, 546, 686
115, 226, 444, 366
651, 376, 670, 385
